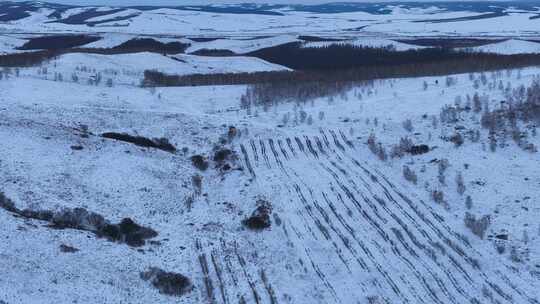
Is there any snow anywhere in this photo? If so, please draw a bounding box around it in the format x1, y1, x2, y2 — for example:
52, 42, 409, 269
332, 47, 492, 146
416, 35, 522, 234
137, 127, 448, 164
2, 3, 540, 304
466, 39, 540, 55
186, 35, 300, 54
81, 33, 136, 48
0, 5, 538, 37
303, 37, 425, 51
2, 59, 540, 303
0, 34, 25, 54
84, 9, 140, 23
27, 52, 288, 86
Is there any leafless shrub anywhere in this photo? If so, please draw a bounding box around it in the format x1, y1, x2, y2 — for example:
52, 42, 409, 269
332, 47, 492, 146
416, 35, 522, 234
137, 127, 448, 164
479, 80, 540, 150
192, 175, 202, 195
438, 159, 450, 185
402, 119, 414, 132
299, 110, 308, 124
366, 134, 387, 161
489, 134, 497, 152
376, 144, 387, 161
464, 212, 490, 239
470, 129, 481, 142
450, 133, 464, 147
440, 105, 459, 124
191, 155, 209, 171
1, 197, 157, 247
60, 244, 79, 253
446, 76, 457, 87
431, 190, 445, 205
523, 230, 529, 244
465, 196, 473, 209
473, 92, 482, 113
456, 172, 466, 195
510, 246, 522, 263
367, 296, 383, 304
431, 115, 439, 129
495, 242, 506, 254
482, 285, 494, 302
367, 133, 378, 154
243, 199, 272, 230
390, 137, 413, 158
140, 267, 192, 297
511, 127, 524, 146
403, 166, 418, 184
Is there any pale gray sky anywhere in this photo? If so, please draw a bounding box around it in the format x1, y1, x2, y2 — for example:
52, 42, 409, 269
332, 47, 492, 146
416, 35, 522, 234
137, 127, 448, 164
23, 0, 506, 6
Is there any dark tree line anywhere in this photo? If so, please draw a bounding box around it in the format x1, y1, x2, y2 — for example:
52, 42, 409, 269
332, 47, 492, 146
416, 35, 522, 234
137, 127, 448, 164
18, 35, 101, 50
394, 38, 506, 48
0, 50, 58, 67
141, 49, 540, 111
0, 38, 191, 67
142, 50, 540, 89
112, 38, 189, 54
245, 42, 519, 71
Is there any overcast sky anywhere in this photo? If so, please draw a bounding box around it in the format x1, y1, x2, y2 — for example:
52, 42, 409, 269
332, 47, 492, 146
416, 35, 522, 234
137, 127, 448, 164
23, 0, 506, 6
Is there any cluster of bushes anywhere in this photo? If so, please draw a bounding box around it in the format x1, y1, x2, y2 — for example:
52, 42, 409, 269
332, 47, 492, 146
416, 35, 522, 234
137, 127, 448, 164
464, 212, 491, 239
0, 192, 157, 247
480, 78, 540, 152
367, 133, 387, 161
390, 137, 429, 158
242, 199, 272, 230
140, 267, 192, 297
101, 132, 176, 153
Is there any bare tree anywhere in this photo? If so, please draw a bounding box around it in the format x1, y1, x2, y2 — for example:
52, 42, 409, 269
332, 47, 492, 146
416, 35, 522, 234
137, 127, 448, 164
438, 159, 450, 185
456, 172, 466, 195
402, 119, 414, 132
464, 212, 490, 239
403, 166, 418, 184
465, 196, 473, 209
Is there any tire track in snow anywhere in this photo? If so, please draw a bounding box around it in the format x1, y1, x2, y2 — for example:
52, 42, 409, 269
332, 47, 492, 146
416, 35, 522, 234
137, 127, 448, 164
236, 130, 537, 304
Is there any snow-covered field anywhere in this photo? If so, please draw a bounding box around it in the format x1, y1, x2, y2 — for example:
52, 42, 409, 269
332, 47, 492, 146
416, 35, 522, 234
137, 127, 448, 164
33, 52, 288, 85
1, 2, 540, 304
1, 1, 540, 37
2, 56, 540, 303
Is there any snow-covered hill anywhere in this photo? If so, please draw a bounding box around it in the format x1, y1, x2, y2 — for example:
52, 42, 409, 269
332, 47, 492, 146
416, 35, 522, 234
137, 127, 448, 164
1, 2, 540, 304
1, 1, 540, 37
2, 53, 540, 303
